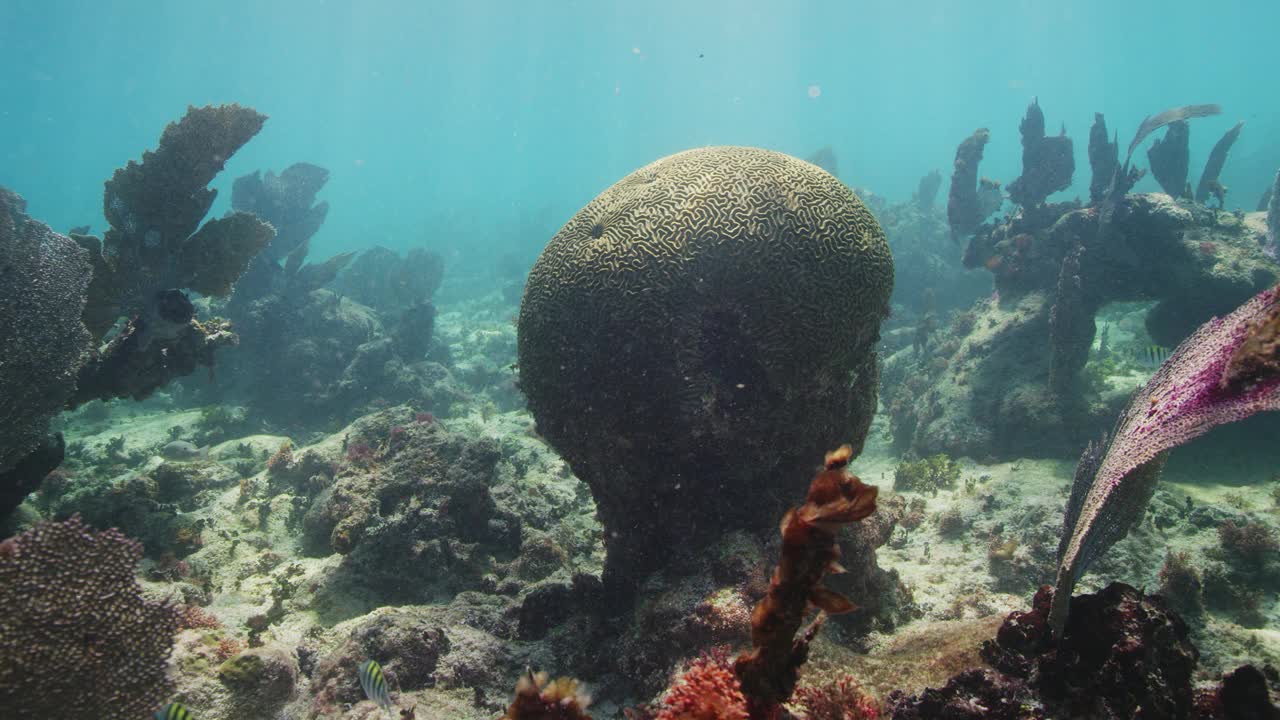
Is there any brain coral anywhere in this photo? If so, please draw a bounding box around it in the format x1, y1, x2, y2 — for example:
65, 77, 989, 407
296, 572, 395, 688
517, 146, 893, 591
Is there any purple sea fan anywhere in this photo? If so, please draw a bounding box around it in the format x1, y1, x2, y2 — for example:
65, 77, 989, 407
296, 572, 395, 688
1050, 284, 1280, 635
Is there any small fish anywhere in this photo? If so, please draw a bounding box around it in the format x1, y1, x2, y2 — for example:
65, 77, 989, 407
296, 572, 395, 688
155, 702, 194, 720
1131, 345, 1173, 369
160, 440, 210, 461
359, 659, 393, 711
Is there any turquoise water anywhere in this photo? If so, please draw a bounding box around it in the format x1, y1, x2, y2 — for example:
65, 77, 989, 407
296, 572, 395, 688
4, 0, 1277, 263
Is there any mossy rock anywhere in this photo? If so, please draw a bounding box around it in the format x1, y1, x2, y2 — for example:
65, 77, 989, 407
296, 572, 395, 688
218, 651, 266, 687
893, 454, 962, 494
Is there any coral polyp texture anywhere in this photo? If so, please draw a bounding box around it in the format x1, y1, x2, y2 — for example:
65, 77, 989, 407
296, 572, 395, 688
517, 146, 893, 589
0, 189, 90, 476
1052, 284, 1280, 633
0, 515, 178, 719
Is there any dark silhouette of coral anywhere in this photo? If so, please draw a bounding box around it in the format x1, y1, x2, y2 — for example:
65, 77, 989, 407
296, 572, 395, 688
517, 146, 892, 594
332, 245, 444, 314
1196, 121, 1245, 205
78, 104, 273, 338
913, 169, 942, 211
806, 145, 839, 178
229, 162, 332, 302
947, 128, 991, 241
0, 515, 179, 719
233, 163, 330, 263
1147, 120, 1190, 198
1087, 113, 1118, 205
1051, 285, 1280, 634
1006, 99, 1074, 208
0, 189, 90, 478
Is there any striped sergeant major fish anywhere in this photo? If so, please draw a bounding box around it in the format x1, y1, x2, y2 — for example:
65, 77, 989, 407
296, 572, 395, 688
155, 703, 193, 720
359, 659, 393, 712
1131, 344, 1173, 369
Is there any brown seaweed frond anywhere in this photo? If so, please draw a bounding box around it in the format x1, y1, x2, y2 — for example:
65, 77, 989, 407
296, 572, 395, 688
733, 445, 878, 718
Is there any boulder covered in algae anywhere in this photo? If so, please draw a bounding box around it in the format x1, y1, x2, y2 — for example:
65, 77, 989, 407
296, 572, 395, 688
517, 145, 893, 590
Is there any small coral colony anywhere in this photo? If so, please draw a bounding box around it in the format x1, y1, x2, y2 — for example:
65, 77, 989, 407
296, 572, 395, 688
1, 95, 1279, 719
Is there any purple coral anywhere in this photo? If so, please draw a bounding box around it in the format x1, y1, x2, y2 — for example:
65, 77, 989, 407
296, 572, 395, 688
0, 515, 179, 718
1052, 285, 1280, 634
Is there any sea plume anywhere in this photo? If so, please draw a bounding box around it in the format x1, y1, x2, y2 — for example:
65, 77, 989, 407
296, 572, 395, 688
1051, 284, 1280, 634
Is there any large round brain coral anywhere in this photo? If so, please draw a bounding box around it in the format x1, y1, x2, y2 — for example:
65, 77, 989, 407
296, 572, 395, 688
517, 146, 893, 591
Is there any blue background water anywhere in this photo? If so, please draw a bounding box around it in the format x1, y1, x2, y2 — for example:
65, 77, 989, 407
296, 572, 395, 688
2, 0, 1276, 263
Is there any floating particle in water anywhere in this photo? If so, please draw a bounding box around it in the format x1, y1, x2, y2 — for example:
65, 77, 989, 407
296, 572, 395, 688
807, 84, 822, 99
632, 47, 640, 55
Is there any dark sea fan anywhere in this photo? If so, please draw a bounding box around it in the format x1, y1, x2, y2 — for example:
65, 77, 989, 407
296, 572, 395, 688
1124, 103, 1221, 164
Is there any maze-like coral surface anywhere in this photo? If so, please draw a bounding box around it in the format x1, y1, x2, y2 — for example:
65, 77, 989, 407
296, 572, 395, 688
518, 146, 893, 580
520, 146, 891, 393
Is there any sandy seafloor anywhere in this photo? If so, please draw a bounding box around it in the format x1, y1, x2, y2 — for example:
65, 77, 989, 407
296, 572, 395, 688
40, 282, 1280, 719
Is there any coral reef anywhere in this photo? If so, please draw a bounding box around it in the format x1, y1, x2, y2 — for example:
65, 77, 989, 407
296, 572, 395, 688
947, 128, 993, 241
0, 515, 178, 718
1052, 284, 1280, 633
1, 106, 275, 518
302, 409, 521, 601
889, 172, 1279, 459
1006, 99, 1074, 208
517, 146, 892, 593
